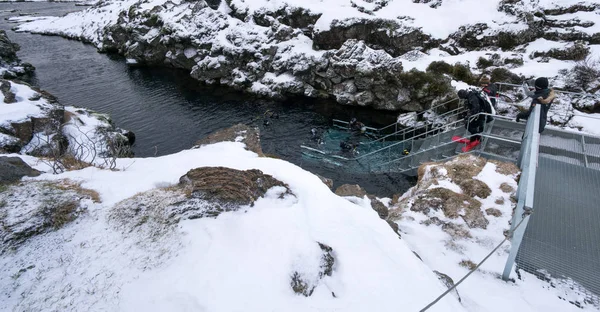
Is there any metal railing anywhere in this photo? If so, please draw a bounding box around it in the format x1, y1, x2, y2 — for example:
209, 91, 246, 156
302, 111, 518, 166
495, 82, 590, 97
332, 98, 460, 138
363, 106, 466, 145
502, 104, 541, 280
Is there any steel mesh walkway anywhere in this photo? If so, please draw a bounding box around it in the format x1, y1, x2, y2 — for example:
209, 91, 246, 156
516, 156, 600, 305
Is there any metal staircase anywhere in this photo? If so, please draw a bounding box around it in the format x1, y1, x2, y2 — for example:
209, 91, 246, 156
303, 110, 600, 176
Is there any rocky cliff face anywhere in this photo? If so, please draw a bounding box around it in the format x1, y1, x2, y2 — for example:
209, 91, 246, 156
96, 1, 453, 112
15, 0, 600, 114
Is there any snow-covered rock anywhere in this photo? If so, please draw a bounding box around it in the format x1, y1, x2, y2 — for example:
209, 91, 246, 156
0, 30, 35, 79
0, 140, 468, 312
12, 0, 600, 120
0, 79, 135, 167
0, 156, 40, 184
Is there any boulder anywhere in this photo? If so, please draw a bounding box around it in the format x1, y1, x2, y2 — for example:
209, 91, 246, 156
1, 80, 16, 104
412, 187, 489, 229
0, 133, 22, 153
334, 184, 367, 197
0, 30, 20, 62
195, 123, 264, 156
9, 120, 33, 143
316, 174, 334, 189
290, 242, 335, 297
0, 156, 40, 184
368, 195, 389, 219
313, 18, 435, 57
179, 167, 292, 207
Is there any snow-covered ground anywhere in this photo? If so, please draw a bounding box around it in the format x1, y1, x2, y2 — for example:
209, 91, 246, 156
1, 140, 594, 311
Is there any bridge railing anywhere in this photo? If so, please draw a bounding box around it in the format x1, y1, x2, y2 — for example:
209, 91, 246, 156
502, 104, 541, 280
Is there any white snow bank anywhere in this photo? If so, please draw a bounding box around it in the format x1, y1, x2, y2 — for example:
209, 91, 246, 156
568, 111, 600, 135
1, 142, 464, 312
0, 82, 50, 126
16, 0, 137, 46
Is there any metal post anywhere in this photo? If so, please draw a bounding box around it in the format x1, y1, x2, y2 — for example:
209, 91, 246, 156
581, 135, 589, 168
502, 105, 541, 280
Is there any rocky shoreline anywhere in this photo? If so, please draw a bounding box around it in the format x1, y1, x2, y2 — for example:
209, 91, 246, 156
13, 0, 600, 116
0, 30, 134, 169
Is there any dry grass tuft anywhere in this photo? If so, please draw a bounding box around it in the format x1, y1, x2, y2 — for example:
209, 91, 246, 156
499, 183, 515, 194
485, 208, 503, 217
488, 159, 520, 176
459, 259, 477, 270
46, 200, 78, 229
458, 179, 492, 199
61, 155, 92, 171
52, 179, 101, 203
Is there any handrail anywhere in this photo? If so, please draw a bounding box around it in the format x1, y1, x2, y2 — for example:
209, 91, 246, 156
495, 82, 589, 96
377, 97, 461, 133
373, 133, 477, 168
364, 106, 467, 145
332, 98, 460, 134
304, 111, 521, 163
502, 104, 541, 280
373, 131, 521, 169
352, 111, 511, 161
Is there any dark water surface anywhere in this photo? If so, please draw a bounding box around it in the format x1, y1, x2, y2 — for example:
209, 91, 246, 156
0, 3, 414, 195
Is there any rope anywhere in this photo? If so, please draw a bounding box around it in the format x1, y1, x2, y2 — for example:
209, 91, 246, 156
419, 214, 531, 312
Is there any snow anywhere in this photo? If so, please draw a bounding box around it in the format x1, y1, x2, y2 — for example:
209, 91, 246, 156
225, 0, 519, 39
0, 82, 48, 127
568, 111, 600, 136
2, 142, 465, 312
15, 0, 138, 47
2, 131, 597, 311
6, 16, 53, 23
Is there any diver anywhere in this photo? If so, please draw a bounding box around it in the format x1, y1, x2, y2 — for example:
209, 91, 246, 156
349, 118, 367, 134
310, 128, 324, 145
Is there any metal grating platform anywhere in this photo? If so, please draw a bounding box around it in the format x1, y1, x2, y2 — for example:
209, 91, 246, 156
516, 156, 600, 305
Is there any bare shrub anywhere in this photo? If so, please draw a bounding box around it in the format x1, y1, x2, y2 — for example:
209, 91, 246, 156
26, 122, 133, 174
562, 57, 600, 91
